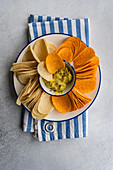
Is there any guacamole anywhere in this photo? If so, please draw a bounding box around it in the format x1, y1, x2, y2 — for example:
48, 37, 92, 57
43, 67, 72, 93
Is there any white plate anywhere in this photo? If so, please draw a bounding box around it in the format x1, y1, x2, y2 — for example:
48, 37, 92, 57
13, 33, 101, 121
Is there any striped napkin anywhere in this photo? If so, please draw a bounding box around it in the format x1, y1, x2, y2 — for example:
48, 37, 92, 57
22, 14, 90, 141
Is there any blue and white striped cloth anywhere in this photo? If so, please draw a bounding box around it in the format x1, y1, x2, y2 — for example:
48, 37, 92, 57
22, 14, 90, 141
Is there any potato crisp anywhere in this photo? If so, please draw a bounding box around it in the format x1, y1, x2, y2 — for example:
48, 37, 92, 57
10, 36, 100, 120
46, 53, 65, 74
74, 77, 96, 94
73, 47, 95, 68
52, 95, 71, 113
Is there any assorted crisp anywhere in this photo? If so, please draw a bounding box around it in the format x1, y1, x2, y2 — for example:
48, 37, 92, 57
10, 36, 99, 119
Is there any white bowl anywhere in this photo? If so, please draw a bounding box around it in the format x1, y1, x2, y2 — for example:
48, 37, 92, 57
38, 60, 76, 96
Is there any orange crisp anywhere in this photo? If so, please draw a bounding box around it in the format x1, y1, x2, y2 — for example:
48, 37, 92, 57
76, 65, 98, 73
72, 88, 91, 105
86, 56, 99, 66
74, 77, 96, 94
71, 92, 84, 109
56, 36, 82, 63
68, 91, 77, 111
46, 53, 65, 74
52, 94, 71, 113
65, 37, 81, 56
73, 41, 87, 60
57, 47, 73, 63
76, 66, 98, 79
75, 56, 99, 72
63, 41, 75, 55
73, 47, 95, 68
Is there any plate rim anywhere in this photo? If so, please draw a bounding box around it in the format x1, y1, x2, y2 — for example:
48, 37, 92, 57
12, 33, 101, 122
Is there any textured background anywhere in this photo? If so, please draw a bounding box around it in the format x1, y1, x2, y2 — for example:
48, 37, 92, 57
0, 0, 113, 170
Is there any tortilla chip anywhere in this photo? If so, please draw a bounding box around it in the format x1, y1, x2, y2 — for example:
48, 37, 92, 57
12, 61, 37, 67
30, 46, 41, 63
16, 67, 37, 85
47, 43, 57, 54
27, 83, 39, 97
32, 111, 48, 120
33, 38, 49, 62
18, 78, 39, 101
17, 77, 41, 110
24, 78, 39, 94
46, 53, 65, 74
10, 66, 33, 72
74, 77, 96, 94
52, 94, 71, 113
26, 88, 42, 110
22, 87, 42, 106
22, 46, 35, 62
38, 92, 54, 114
32, 100, 48, 120
17, 74, 30, 85
16, 79, 32, 105
73, 47, 95, 68
10, 61, 37, 74
25, 77, 39, 96
16, 72, 37, 85
27, 97, 39, 110
17, 69, 38, 76
37, 61, 53, 81
32, 112, 48, 120
57, 47, 73, 63
26, 77, 39, 94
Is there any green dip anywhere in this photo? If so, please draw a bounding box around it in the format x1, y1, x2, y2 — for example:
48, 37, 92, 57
43, 67, 72, 93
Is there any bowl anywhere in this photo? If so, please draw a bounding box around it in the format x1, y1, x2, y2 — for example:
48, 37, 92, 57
38, 60, 76, 96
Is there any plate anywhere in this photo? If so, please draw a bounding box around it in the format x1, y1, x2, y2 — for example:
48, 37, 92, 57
13, 33, 101, 121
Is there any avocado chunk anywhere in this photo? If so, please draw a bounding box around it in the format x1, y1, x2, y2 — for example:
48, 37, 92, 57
43, 67, 72, 93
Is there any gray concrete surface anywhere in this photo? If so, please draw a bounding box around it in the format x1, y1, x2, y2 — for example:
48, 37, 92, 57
0, 0, 113, 170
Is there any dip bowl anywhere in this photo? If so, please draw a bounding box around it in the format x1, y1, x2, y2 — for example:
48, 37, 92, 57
39, 60, 76, 96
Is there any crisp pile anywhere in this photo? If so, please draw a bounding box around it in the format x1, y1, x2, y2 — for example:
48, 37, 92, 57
10, 37, 99, 120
